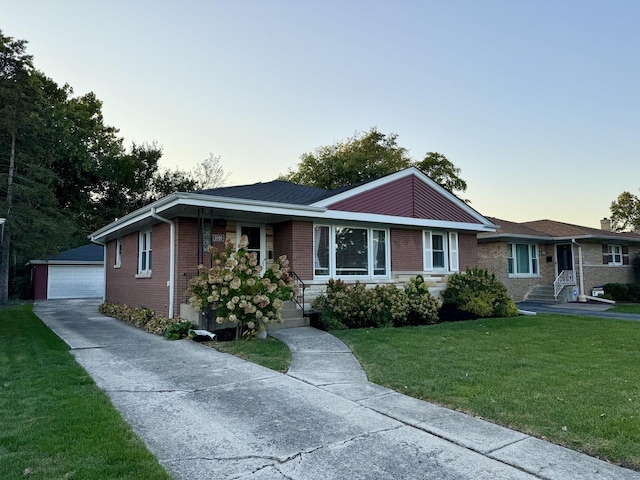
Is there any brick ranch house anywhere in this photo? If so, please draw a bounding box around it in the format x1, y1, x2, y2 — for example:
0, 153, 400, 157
89, 167, 496, 319
477, 217, 640, 303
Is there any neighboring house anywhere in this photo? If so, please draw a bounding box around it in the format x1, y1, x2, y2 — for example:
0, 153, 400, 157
28, 244, 105, 300
477, 217, 640, 303
89, 167, 496, 318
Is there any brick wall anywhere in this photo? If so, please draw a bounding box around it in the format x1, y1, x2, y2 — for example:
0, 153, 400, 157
390, 228, 423, 271
458, 233, 478, 270
106, 222, 171, 316
273, 220, 313, 281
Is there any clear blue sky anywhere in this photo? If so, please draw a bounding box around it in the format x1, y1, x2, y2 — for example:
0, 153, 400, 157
4, 0, 640, 227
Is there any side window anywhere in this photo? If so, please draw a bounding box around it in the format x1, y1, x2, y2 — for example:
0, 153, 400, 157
138, 229, 152, 276
114, 238, 122, 268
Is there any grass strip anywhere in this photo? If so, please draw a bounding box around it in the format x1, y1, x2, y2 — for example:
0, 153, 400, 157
334, 314, 640, 470
206, 336, 291, 373
0, 304, 171, 480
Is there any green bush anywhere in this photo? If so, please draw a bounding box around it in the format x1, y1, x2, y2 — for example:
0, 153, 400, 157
441, 268, 518, 320
311, 277, 440, 330
99, 302, 194, 339
604, 283, 640, 302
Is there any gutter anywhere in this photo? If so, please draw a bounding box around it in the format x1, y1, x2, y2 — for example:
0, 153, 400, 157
150, 208, 176, 319
89, 237, 107, 302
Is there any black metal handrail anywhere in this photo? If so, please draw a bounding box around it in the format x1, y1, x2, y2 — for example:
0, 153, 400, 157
290, 270, 306, 314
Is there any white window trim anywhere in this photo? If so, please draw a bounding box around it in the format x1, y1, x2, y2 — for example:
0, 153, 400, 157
237, 224, 266, 271
136, 229, 152, 278
114, 238, 122, 269
508, 243, 540, 278
607, 244, 623, 266
313, 224, 390, 280
424, 230, 459, 272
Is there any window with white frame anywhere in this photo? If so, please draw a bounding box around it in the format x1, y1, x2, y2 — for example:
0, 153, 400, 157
313, 225, 389, 278
138, 229, 152, 276
607, 244, 622, 265
423, 231, 459, 272
507, 243, 539, 276
114, 238, 122, 268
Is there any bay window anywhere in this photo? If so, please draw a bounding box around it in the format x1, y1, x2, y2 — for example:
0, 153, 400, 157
314, 225, 389, 278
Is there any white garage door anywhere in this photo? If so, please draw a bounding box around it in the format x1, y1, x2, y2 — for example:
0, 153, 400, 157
47, 265, 104, 299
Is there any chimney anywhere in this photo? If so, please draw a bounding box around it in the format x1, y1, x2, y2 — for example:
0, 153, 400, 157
600, 218, 611, 231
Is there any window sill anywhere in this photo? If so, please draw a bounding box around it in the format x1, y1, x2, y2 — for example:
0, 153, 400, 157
508, 274, 540, 278
135, 271, 152, 278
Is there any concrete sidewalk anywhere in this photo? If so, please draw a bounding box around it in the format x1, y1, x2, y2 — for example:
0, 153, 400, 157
35, 300, 639, 480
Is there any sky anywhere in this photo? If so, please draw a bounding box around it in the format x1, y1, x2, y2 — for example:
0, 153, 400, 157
4, 0, 640, 228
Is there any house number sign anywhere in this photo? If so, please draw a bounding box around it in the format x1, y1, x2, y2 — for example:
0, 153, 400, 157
212, 234, 225, 242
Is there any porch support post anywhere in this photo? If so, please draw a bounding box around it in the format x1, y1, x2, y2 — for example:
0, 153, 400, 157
573, 239, 587, 302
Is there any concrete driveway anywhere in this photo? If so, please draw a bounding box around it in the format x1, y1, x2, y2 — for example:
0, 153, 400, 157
34, 300, 639, 480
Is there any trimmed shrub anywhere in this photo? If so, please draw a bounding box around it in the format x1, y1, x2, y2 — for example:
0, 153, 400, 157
604, 283, 640, 302
311, 277, 440, 330
99, 302, 194, 339
440, 268, 518, 321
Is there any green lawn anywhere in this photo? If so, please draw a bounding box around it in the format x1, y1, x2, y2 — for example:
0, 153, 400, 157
206, 337, 291, 373
608, 303, 640, 314
0, 304, 171, 480
333, 314, 640, 470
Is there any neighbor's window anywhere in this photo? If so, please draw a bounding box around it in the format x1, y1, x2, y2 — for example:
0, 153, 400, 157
423, 231, 459, 272
508, 243, 538, 276
114, 238, 122, 268
138, 229, 152, 276
607, 244, 622, 265
313, 225, 389, 278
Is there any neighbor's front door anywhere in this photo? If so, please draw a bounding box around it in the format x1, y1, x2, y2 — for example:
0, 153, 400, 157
556, 244, 573, 275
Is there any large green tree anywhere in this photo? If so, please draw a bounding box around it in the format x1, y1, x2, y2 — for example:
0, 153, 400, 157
0, 30, 230, 301
280, 127, 467, 196
610, 191, 640, 232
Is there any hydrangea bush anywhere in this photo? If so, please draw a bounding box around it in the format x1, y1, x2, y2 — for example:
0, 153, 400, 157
186, 235, 298, 337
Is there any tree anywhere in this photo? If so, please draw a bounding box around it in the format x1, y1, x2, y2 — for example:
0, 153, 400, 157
280, 127, 412, 190
0, 31, 73, 303
280, 127, 467, 196
610, 191, 640, 232
415, 152, 467, 195
189, 153, 229, 190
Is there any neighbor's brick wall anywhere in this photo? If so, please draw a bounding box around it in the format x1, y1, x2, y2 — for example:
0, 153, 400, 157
578, 242, 640, 294
273, 220, 313, 281
106, 222, 171, 316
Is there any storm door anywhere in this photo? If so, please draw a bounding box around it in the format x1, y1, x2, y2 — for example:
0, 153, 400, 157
556, 244, 573, 275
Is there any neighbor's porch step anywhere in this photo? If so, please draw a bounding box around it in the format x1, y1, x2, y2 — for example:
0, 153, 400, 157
525, 285, 561, 304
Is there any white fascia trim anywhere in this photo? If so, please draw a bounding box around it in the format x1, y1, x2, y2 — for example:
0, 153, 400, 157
155, 193, 326, 216
311, 167, 494, 228
29, 260, 104, 266
313, 209, 496, 232
89, 193, 326, 242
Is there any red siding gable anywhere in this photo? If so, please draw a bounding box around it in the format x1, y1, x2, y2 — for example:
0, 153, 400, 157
327, 176, 480, 224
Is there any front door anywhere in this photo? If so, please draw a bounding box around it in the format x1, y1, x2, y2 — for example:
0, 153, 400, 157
556, 244, 573, 274
239, 225, 265, 269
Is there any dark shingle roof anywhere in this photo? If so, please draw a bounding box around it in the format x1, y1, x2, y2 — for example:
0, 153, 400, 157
195, 180, 338, 205
45, 244, 104, 262
480, 217, 640, 242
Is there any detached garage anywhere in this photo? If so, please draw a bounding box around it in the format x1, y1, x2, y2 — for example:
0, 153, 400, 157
29, 244, 105, 300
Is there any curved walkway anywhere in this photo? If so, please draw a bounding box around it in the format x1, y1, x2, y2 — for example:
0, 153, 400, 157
35, 301, 640, 480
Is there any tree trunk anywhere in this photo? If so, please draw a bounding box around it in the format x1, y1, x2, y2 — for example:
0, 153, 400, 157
0, 131, 16, 304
